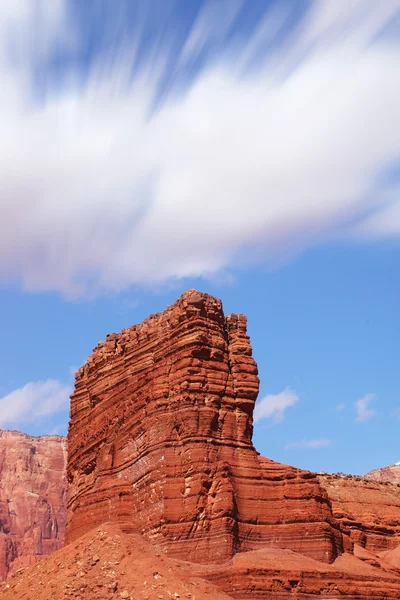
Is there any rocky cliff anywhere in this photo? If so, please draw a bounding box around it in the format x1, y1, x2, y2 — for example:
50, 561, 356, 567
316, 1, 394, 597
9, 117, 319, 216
365, 464, 400, 485
318, 473, 400, 554
0, 430, 67, 580
1, 289, 399, 599
66, 290, 347, 565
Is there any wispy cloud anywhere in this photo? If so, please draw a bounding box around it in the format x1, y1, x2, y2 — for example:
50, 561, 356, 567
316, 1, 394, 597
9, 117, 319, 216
0, 380, 72, 429
253, 387, 299, 424
354, 393, 377, 423
284, 438, 332, 451
0, 1, 399, 297
336, 403, 346, 412
392, 408, 400, 422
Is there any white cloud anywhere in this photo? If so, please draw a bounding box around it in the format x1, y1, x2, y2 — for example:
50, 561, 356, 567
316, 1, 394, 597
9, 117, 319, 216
253, 387, 299, 424
0, 380, 72, 428
0, 1, 399, 297
284, 438, 332, 451
354, 392, 377, 423
336, 403, 346, 412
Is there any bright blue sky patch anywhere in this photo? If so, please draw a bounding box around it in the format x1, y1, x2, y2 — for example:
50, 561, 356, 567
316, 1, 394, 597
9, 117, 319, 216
0, 0, 399, 475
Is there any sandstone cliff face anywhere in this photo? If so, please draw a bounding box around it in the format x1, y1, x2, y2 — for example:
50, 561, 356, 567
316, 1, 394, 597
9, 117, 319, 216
365, 464, 400, 485
318, 473, 400, 553
67, 290, 346, 564
1, 289, 400, 598
0, 430, 67, 580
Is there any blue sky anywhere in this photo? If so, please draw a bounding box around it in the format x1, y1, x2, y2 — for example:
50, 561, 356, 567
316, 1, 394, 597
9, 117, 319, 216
0, 0, 399, 475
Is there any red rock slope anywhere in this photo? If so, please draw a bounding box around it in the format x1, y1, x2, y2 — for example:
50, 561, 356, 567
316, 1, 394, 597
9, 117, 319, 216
66, 290, 347, 565
318, 473, 400, 553
0, 430, 67, 580
365, 464, 400, 485
1, 523, 400, 599
0, 524, 233, 600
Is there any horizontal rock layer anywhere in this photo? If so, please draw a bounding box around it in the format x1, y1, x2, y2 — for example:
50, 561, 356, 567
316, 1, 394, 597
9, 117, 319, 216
0, 430, 67, 580
196, 546, 400, 599
318, 473, 400, 553
66, 290, 347, 564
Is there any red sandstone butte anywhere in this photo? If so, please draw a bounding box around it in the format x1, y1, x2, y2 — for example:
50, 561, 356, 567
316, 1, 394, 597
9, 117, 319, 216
66, 290, 347, 564
0, 430, 67, 580
1, 290, 400, 599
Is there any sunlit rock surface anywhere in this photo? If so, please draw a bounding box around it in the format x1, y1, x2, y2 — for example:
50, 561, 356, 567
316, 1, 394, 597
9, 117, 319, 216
0, 430, 67, 580
2, 291, 399, 598
67, 290, 348, 564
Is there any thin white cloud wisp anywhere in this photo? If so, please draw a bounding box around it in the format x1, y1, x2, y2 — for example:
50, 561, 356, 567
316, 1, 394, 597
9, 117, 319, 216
354, 393, 377, 423
0, 1, 399, 297
0, 380, 72, 429
253, 387, 299, 424
284, 438, 332, 451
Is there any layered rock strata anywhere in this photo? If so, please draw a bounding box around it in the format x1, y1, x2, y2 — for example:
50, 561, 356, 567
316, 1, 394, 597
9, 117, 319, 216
67, 290, 347, 564
318, 473, 400, 553
0, 430, 67, 580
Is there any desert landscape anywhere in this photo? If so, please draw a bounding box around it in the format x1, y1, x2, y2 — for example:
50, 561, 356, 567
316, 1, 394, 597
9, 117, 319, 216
1, 291, 399, 598
0, 3, 399, 598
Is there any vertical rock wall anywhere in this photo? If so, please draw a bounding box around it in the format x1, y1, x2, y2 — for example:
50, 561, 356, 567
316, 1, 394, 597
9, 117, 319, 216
0, 430, 67, 580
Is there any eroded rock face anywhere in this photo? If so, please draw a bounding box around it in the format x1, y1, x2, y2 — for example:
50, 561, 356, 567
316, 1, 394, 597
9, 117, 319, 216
0, 430, 67, 580
318, 473, 400, 553
365, 464, 400, 485
2, 289, 399, 598
66, 290, 346, 564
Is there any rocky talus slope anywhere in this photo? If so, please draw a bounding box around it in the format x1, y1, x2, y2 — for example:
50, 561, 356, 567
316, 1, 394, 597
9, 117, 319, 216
0, 430, 67, 580
1, 290, 399, 598
2, 523, 400, 600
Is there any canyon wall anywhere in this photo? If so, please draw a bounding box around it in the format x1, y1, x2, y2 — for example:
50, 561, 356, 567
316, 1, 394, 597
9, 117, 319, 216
0, 430, 67, 580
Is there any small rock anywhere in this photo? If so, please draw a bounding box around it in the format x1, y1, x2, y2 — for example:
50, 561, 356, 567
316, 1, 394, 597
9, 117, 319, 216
120, 592, 130, 599
108, 581, 118, 591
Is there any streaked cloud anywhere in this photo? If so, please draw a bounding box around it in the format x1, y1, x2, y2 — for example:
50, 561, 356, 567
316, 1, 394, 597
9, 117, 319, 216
0, 380, 72, 429
0, 1, 399, 297
284, 438, 332, 451
354, 392, 377, 423
253, 387, 299, 424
